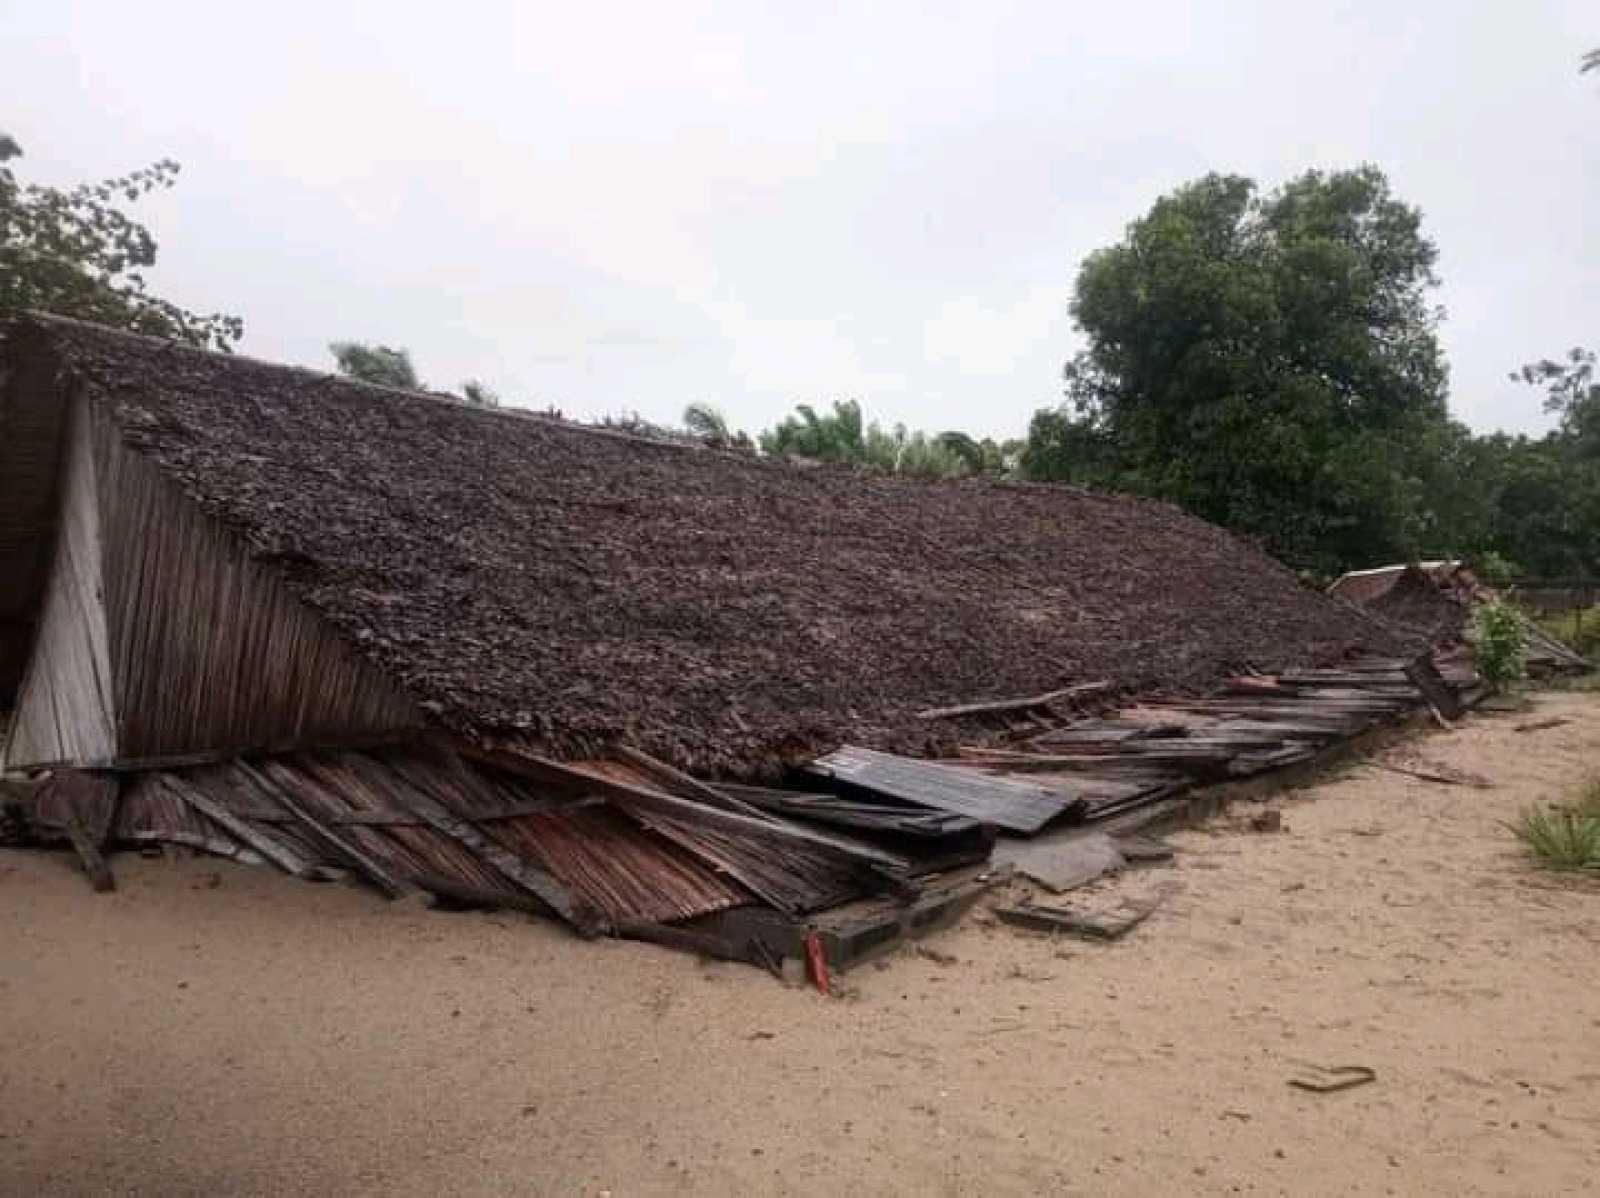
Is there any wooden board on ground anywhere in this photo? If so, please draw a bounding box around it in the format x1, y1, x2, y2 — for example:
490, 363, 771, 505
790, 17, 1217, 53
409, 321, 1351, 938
995, 891, 1167, 941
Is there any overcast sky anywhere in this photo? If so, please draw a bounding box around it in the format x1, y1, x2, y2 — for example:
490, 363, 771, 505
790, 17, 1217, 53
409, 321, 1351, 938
10, 1, 1600, 439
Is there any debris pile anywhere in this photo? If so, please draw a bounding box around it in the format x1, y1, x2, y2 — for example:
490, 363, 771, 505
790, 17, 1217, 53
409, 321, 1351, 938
10, 652, 1481, 974
1329, 560, 1589, 675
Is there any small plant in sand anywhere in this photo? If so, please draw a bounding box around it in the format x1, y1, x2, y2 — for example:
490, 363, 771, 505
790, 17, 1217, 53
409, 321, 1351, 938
1472, 599, 1527, 694
1511, 779, 1600, 870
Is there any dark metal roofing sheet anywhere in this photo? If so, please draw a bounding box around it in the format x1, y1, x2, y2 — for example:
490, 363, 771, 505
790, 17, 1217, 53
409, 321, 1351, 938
806, 746, 1085, 834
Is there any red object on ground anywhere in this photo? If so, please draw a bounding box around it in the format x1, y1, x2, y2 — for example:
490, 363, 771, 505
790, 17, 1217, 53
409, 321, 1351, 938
802, 929, 829, 995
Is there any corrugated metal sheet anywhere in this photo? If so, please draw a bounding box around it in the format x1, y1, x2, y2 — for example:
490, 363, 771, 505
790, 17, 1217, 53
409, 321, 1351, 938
486, 805, 750, 925
641, 812, 863, 916
561, 757, 882, 916
718, 783, 981, 838
405, 753, 751, 925
806, 746, 1085, 834
105, 747, 753, 927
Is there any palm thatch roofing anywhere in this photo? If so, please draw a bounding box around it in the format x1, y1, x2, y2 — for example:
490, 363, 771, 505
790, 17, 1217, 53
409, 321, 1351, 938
1, 314, 1406, 775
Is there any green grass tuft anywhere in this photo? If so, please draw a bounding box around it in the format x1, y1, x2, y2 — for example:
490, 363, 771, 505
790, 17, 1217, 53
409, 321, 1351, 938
1511, 804, 1600, 870
1573, 779, 1600, 820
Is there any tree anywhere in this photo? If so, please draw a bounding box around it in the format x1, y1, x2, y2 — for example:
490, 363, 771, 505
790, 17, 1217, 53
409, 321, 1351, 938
460, 379, 501, 408
682, 402, 731, 442
1026, 166, 1450, 574
759, 399, 867, 461
0, 134, 241, 350
1513, 348, 1599, 455
329, 342, 420, 389
936, 431, 1021, 476
1019, 407, 1116, 486
757, 400, 969, 476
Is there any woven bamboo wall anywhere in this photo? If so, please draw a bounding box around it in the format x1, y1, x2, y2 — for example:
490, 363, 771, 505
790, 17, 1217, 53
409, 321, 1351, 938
93, 402, 425, 761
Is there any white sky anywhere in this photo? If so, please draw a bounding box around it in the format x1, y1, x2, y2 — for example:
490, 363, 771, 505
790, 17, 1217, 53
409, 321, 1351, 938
10, 0, 1600, 439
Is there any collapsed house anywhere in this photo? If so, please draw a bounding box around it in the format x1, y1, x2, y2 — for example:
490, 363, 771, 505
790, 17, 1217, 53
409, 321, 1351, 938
1329, 561, 1588, 676
1, 313, 1472, 968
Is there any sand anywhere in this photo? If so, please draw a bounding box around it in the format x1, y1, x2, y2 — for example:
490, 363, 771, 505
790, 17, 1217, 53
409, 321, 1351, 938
4, 694, 1600, 1197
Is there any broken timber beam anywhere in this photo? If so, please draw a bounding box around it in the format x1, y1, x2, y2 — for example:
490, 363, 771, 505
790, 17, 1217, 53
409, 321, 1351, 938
157, 774, 320, 878
470, 747, 911, 874
1369, 760, 1491, 789
612, 745, 779, 823
233, 761, 414, 899
1402, 655, 1465, 723
376, 755, 601, 934
916, 680, 1114, 722
65, 817, 115, 892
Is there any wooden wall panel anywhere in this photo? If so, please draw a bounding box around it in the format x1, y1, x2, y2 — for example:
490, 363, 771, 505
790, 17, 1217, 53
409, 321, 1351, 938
94, 406, 424, 761
4, 396, 117, 769
0, 344, 76, 706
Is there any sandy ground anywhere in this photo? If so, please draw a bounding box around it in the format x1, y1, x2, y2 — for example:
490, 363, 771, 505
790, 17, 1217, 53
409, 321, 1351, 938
4, 695, 1600, 1198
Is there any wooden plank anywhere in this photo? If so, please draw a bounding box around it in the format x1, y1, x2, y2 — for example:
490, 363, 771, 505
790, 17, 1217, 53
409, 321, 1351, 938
120, 828, 266, 862
312, 799, 598, 827
995, 894, 1163, 940
469, 746, 911, 872
611, 920, 756, 964
612, 745, 781, 822
1368, 760, 1491, 788
953, 747, 1242, 770
82, 733, 420, 774
64, 817, 115, 892
718, 784, 979, 838
156, 774, 318, 878
606, 747, 926, 866
1402, 656, 1464, 722
916, 680, 1113, 722
370, 754, 599, 933
87, 775, 121, 849
231, 760, 413, 900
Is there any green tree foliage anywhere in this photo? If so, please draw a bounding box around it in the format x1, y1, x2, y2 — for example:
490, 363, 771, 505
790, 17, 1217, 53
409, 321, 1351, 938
936, 432, 1025, 476
1026, 166, 1450, 574
1019, 407, 1116, 485
759, 399, 868, 461
1460, 352, 1600, 579
1515, 349, 1599, 455
682, 401, 731, 442
1372, 350, 1600, 582
681, 402, 756, 451
757, 399, 998, 477
0, 135, 242, 351
329, 341, 420, 389
460, 379, 501, 408
1472, 598, 1528, 692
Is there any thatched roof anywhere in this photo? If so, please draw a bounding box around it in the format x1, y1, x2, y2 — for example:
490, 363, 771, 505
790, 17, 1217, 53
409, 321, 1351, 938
2, 314, 1405, 774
